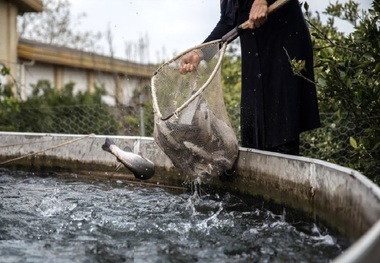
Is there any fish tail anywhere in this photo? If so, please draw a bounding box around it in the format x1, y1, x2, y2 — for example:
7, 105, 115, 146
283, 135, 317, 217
102, 138, 115, 152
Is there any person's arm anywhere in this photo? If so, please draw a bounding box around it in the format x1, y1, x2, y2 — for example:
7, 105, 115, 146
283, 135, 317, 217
203, 20, 236, 43
180, 1, 238, 74
247, 0, 268, 29
180, 21, 235, 74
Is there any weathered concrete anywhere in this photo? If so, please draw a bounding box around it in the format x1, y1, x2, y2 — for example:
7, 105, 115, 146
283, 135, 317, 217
0, 131, 379, 263
0, 0, 42, 95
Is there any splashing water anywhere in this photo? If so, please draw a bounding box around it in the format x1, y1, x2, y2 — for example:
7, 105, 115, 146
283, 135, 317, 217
0, 169, 349, 262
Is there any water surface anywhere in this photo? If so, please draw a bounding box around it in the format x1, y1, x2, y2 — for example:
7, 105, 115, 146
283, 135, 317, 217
0, 169, 349, 262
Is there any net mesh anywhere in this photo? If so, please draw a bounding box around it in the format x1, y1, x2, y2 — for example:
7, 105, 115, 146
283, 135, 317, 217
152, 41, 238, 177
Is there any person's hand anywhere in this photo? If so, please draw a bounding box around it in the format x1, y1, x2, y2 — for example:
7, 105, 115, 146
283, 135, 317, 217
179, 50, 202, 74
248, 0, 268, 29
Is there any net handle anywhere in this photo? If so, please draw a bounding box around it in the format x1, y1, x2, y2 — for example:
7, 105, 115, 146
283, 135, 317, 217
151, 40, 222, 120
152, 0, 291, 120
153, 39, 221, 76
161, 42, 228, 121
222, 0, 291, 43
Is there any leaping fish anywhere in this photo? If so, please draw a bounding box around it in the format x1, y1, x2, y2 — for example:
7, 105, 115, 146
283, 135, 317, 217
102, 138, 155, 180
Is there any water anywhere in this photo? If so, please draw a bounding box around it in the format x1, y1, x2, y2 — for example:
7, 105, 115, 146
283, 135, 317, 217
0, 169, 349, 263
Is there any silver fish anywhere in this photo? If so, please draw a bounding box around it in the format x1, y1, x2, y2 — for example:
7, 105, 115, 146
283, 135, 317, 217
154, 97, 238, 177
102, 138, 155, 180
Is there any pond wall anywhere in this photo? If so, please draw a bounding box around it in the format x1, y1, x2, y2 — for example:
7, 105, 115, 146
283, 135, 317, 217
0, 132, 379, 263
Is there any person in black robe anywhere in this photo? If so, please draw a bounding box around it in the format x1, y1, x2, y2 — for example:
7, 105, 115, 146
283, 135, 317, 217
181, 0, 320, 155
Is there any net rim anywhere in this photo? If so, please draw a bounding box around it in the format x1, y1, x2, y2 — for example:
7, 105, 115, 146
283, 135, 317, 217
151, 40, 227, 120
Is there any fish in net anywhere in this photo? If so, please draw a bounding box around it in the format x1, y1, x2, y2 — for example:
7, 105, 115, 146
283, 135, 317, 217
151, 0, 290, 177
151, 41, 239, 177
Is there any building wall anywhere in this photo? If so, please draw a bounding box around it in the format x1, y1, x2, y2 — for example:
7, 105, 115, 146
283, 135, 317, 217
1, 0, 152, 106
121, 77, 141, 105
21, 62, 54, 96
63, 67, 88, 94
0, 0, 42, 91
0, 1, 18, 90
18, 61, 148, 106
95, 72, 117, 105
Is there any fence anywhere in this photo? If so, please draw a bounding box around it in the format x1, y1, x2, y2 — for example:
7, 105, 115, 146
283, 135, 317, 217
3, 103, 359, 159
1, 102, 377, 182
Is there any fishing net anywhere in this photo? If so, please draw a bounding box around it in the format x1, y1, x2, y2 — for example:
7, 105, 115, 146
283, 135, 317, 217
151, 41, 239, 177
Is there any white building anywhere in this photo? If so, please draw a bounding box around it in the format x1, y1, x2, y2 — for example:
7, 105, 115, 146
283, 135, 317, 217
0, 0, 154, 106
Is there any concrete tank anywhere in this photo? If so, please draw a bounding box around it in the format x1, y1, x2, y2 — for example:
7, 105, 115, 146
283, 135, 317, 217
0, 132, 379, 262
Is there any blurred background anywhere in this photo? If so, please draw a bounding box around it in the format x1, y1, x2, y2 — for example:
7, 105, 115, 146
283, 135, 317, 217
0, 0, 379, 183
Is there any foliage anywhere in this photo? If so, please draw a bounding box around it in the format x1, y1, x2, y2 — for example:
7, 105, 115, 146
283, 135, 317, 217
0, 84, 20, 131
7, 0, 379, 183
17, 0, 152, 61
304, 0, 380, 183
221, 42, 242, 137
144, 100, 155, 137
125, 86, 155, 137
220, 1, 379, 183
0, 81, 117, 134
18, 0, 102, 52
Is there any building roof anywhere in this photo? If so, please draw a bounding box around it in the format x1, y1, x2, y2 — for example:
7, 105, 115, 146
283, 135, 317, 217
14, 0, 43, 13
18, 38, 155, 78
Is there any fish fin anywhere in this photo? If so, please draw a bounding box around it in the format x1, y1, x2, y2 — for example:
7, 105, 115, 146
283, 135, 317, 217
123, 146, 133, 152
101, 138, 115, 152
136, 152, 149, 161
104, 162, 124, 179
114, 162, 123, 172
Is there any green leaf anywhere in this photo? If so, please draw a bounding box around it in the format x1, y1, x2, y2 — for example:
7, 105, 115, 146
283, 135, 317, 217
349, 136, 358, 149
372, 141, 380, 152
374, 63, 380, 73
0, 66, 11, 76
304, 1, 309, 12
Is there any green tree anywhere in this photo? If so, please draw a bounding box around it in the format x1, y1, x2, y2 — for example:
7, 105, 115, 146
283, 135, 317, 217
220, 1, 380, 183
305, 0, 380, 182
222, 42, 242, 137
17, 0, 152, 61
121, 85, 155, 137
0, 80, 118, 135
18, 0, 102, 52
0, 84, 20, 131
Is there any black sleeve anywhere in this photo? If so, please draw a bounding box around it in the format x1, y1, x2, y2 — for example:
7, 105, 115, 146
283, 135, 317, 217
199, 21, 237, 61
204, 0, 238, 42
203, 21, 236, 43
200, 0, 239, 61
